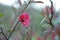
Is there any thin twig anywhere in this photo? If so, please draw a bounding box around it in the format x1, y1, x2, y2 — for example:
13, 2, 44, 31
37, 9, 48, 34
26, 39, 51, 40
33, 1, 43, 3
18, 0, 43, 15
50, 0, 54, 22
46, 0, 54, 28
43, 33, 49, 40
49, 0, 54, 27
43, 0, 54, 40
21, 0, 31, 13
7, 20, 20, 39
18, 0, 32, 16
18, 0, 22, 6
26, 32, 29, 40
0, 27, 8, 40
26, 27, 33, 40
29, 30, 33, 40
26, 32, 32, 40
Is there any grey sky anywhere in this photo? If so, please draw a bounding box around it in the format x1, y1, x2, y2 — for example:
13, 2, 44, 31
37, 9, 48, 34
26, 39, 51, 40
0, 0, 60, 11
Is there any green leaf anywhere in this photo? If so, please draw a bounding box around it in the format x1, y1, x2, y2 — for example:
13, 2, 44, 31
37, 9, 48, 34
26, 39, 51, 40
8, 30, 12, 32
0, 13, 4, 18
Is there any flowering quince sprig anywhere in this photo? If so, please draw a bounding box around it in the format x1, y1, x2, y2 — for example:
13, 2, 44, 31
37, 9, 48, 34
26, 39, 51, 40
0, 0, 43, 40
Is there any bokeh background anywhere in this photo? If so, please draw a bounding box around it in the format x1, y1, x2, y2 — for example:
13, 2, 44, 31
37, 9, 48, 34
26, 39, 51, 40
0, 0, 60, 40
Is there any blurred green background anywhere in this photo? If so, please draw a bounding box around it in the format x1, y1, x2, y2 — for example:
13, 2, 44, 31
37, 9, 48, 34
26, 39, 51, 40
0, 0, 60, 40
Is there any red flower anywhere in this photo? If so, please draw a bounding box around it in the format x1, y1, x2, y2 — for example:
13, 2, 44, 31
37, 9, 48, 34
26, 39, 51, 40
19, 12, 30, 27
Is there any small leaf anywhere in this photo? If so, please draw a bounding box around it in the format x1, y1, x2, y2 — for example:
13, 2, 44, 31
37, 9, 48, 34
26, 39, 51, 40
0, 13, 4, 18
8, 30, 12, 32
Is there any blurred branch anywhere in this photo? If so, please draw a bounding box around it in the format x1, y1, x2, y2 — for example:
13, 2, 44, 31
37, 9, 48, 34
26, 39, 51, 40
18, 0, 43, 15
26, 27, 33, 40
30, 0, 43, 3
49, 0, 54, 27
7, 20, 20, 39
18, 0, 22, 6
21, 0, 32, 13
43, 0, 54, 40
18, 0, 32, 15
43, 27, 53, 40
26, 32, 28, 40
50, 0, 54, 22
43, 33, 48, 40
46, 0, 54, 28
8, 0, 32, 40
0, 37, 2, 40
33, 1, 43, 3
0, 27, 8, 40
26, 31, 32, 40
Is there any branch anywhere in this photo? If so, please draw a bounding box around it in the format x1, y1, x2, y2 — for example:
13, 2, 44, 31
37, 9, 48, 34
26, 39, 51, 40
18, 0, 22, 6
46, 0, 54, 28
0, 37, 2, 40
33, 1, 43, 3
43, 33, 48, 40
26, 32, 32, 40
21, 0, 32, 13
43, 0, 54, 40
50, 0, 54, 22
43, 29, 53, 40
7, 20, 20, 39
0, 27, 8, 40
49, 0, 54, 28
18, 0, 32, 16
26, 27, 33, 40
30, 0, 43, 3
